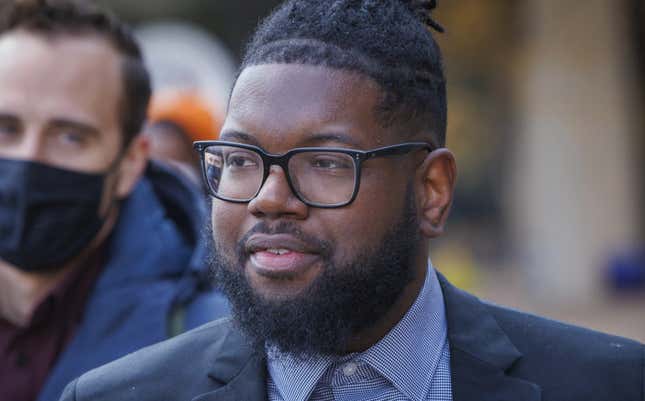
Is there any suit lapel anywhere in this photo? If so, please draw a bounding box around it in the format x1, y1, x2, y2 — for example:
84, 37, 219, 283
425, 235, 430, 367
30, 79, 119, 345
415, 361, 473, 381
438, 274, 541, 401
191, 324, 268, 401
191, 274, 542, 401
450, 348, 541, 401
192, 353, 267, 401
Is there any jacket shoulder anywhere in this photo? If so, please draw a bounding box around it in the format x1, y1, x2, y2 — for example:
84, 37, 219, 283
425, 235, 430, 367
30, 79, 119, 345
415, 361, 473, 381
61, 318, 244, 401
484, 302, 644, 399
485, 301, 644, 357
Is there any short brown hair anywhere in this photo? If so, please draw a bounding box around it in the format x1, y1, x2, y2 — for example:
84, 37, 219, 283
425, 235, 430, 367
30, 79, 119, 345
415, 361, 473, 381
0, 0, 151, 147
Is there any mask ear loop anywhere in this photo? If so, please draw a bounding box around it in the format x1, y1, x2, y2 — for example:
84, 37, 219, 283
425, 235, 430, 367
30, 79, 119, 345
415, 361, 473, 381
99, 146, 132, 214
76, 148, 127, 268
104, 147, 128, 173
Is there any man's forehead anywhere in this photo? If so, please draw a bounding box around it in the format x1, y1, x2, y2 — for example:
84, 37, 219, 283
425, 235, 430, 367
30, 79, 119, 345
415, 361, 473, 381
0, 30, 122, 125
0, 30, 121, 82
225, 64, 389, 148
232, 64, 382, 106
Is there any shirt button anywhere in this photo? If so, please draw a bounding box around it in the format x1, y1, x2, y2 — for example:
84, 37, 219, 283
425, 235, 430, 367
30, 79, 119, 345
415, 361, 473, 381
342, 362, 358, 376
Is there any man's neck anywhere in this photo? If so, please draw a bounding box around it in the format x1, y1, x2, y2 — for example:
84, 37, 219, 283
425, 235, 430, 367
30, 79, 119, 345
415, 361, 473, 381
0, 261, 77, 327
344, 252, 429, 353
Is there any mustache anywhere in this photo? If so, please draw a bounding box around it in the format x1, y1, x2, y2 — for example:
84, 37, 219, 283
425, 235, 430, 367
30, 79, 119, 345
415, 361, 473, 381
235, 221, 332, 261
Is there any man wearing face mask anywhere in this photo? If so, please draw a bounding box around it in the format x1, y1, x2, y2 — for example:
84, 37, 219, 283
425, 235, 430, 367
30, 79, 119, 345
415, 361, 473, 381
0, 1, 229, 401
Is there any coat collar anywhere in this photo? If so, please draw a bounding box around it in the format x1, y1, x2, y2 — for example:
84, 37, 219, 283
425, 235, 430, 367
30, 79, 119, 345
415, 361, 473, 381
37, 175, 196, 401
194, 273, 542, 401
193, 322, 268, 401
438, 273, 542, 401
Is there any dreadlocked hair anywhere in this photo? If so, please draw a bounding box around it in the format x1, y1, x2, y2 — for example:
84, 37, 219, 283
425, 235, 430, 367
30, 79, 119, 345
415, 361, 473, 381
0, 0, 151, 147
241, 0, 447, 146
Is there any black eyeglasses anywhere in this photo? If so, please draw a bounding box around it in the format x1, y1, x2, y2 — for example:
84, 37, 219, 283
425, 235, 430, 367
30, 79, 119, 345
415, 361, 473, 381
193, 140, 435, 208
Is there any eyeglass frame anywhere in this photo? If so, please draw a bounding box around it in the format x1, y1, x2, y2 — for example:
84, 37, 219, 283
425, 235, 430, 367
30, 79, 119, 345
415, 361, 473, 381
193, 140, 436, 209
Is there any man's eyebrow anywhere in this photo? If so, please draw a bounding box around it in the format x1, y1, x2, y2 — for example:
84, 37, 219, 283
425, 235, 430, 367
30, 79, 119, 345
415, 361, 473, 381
219, 130, 361, 148
49, 118, 100, 136
302, 133, 360, 148
220, 130, 261, 146
0, 113, 21, 124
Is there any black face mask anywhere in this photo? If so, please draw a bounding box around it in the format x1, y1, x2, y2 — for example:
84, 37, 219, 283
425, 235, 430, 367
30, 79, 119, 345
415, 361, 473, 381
0, 158, 111, 272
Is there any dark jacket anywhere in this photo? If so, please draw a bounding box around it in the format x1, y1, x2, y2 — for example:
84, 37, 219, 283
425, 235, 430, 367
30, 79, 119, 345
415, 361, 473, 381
39, 163, 230, 401
59, 274, 644, 401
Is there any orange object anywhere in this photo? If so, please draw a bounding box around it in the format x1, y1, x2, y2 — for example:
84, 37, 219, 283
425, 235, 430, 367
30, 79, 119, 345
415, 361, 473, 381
148, 90, 222, 142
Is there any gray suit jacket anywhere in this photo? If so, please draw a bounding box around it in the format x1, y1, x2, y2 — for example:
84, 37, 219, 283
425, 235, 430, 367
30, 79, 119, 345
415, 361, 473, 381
60, 275, 645, 401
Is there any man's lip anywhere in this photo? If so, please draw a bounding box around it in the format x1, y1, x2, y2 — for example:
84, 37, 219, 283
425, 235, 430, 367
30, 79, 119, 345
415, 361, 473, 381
245, 234, 320, 255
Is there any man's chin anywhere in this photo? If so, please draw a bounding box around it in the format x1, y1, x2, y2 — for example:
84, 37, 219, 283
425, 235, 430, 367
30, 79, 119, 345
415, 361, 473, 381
246, 265, 322, 300
248, 285, 305, 303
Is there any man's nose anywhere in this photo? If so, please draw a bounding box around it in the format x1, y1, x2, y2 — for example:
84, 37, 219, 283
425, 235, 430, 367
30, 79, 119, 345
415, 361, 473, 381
247, 165, 308, 219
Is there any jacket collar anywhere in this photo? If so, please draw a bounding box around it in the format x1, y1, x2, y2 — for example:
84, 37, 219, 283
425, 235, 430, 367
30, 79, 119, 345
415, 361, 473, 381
143, 161, 210, 277
37, 174, 197, 401
195, 322, 268, 401
438, 273, 542, 401
194, 273, 543, 401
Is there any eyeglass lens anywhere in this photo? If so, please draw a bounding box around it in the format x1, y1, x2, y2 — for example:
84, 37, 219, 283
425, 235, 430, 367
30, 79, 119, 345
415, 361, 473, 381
203, 145, 357, 205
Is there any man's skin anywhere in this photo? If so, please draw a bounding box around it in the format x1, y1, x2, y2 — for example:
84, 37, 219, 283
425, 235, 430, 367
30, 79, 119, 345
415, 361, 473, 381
0, 30, 148, 327
213, 63, 457, 353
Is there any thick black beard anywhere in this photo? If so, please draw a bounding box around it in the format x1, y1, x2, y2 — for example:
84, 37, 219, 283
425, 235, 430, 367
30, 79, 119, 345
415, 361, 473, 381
209, 189, 420, 359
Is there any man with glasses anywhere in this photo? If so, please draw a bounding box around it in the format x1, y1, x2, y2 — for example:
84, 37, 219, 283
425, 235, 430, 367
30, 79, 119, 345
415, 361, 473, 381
60, 0, 644, 400
0, 2, 228, 401
195, 141, 434, 208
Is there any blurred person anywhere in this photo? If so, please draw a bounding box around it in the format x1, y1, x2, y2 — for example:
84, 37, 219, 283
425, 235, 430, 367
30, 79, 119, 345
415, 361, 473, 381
60, 1, 644, 401
0, 1, 228, 401
146, 90, 222, 185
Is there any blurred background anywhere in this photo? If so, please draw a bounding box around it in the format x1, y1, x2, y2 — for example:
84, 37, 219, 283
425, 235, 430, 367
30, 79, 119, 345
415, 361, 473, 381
99, 0, 644, 342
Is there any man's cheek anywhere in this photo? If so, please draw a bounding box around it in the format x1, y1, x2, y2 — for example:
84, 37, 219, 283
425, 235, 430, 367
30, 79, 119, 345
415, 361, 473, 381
213, 204, 252, 249
211, 208, 235, 245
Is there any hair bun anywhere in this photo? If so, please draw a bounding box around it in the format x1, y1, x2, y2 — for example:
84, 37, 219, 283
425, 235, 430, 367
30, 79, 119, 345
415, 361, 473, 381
401, 0, 444, 33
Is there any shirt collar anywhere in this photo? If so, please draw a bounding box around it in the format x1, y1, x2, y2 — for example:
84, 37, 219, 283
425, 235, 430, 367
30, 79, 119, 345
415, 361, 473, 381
267, 349, 333, 401
267, 262, 448, 401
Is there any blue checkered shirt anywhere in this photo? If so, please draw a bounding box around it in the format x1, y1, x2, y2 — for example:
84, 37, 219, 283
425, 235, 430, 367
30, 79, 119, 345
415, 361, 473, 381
266, 264, 453, 401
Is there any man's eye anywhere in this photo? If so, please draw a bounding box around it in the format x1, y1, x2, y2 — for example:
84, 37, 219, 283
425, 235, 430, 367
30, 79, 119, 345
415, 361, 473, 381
311, 157, 351, 170
226, 153, 258, 168
58, 130, 87, 146
0, 121, 20, 139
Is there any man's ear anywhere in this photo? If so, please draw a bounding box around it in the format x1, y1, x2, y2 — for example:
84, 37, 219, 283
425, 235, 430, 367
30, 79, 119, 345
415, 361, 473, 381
415, 148, 457, 238
114, 134, 150, 199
